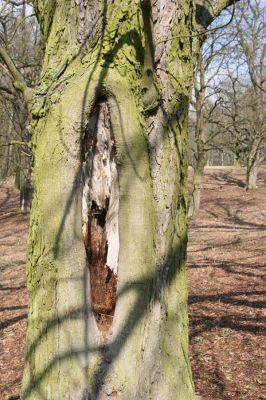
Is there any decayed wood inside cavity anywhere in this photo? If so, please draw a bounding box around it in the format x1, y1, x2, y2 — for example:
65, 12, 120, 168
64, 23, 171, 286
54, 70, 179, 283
82, 100, 119, 332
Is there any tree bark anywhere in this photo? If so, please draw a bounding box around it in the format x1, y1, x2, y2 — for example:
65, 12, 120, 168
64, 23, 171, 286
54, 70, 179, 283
245, 138, 261, 189
188, 166, 204, 218
246, 156, 258, 189
20, 154, 33, 213
21, 1, 235, 399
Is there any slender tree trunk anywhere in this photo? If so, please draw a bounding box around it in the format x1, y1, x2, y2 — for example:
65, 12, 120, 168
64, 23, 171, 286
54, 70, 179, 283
221, 151, 224, 166
21, 1, 234, 398
20, 154, 33, 213
233, 153, 241, 167
0, 144, 11, 178
0, 117, 12, 178
14, 146, 22, 189
188, 50, 206, 219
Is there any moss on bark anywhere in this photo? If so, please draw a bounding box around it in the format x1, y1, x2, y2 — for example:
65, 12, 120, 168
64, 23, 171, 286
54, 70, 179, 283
21, 0, 227, 398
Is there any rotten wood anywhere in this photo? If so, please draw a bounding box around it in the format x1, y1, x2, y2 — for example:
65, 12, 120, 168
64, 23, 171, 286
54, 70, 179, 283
82, 99, 119, 332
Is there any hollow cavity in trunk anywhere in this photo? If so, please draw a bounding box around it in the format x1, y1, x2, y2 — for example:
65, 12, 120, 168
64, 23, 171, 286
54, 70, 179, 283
82, 99, 119, 332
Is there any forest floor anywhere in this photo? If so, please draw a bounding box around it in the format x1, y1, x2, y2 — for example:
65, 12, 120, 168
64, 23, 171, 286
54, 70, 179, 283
188, 167, 266, 400
0, 167, 265, 400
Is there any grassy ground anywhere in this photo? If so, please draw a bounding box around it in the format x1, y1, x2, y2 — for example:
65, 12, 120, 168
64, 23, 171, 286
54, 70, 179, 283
0, 167, 265, 400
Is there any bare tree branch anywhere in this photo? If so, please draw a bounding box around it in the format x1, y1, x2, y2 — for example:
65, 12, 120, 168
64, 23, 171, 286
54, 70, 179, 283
8, 13, 35, 44
195, 0, 237, 29
0, 140, 31, 148
0, 46, 32, 108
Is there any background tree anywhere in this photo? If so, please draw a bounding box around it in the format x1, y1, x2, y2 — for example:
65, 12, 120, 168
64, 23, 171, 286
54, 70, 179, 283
1, 0, 237, 398
188, 27, 231, 217
0, 0, 41, 209
213, 0, 266, 188
214, 72, 266, 188
233, 0, 266, 188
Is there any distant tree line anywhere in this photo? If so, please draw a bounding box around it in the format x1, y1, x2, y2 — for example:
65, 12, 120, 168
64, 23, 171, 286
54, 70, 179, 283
188, 0, 266, 217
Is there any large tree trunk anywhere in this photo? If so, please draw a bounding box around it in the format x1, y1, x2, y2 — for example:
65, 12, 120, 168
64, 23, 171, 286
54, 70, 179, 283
21, 1, 232, 399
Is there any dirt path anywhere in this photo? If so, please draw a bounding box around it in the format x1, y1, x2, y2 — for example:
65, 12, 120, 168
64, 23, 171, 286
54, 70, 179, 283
0, 168, 265, 400
0, 181, 28, 400
188, 167, 266, 400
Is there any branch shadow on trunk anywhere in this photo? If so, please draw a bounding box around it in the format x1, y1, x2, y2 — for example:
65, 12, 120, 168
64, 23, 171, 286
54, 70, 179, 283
21, 234, 187, 399
22, 3, 191, 397
22, 80, 189, 397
